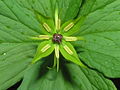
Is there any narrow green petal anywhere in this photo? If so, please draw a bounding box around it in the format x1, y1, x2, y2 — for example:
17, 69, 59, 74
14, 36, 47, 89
55, 44, 59, 59
55, 7, 61, 31
77, 37, 85, 41
55, 7, 58, 24
30, 35, 50, 40
60, 41, 86, 68
64, 36, 85, 41
53, 44, 60, 72
58, 19, 61, 30
38, 35, 51, 39
31, 41, 54, 64
64, 36, 77, 41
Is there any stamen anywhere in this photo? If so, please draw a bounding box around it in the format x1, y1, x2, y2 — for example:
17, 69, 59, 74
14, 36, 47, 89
41, 44, 51, 52
43, 23, 51, 32
55, 7, 61, 31
63, 45, 73, 55
64, 36, 78, 41
56, 19, 61, 31
38, 35, 50, 39
64, 22, 74, 32
30, 35, 50, 40
57, 19, 61, 30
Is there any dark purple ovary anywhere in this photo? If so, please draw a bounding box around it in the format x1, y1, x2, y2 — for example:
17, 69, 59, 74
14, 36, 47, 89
52, 33, 63, 44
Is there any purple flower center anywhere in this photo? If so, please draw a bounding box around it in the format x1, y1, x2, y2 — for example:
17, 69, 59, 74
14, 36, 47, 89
53, 33, 63, 44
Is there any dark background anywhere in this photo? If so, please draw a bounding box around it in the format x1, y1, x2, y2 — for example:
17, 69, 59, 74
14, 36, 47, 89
111, 78, 120, 90
7, 78, 120, 90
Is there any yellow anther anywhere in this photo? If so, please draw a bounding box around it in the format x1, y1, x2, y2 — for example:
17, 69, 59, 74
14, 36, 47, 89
56, 19, 61, 30
63, 45, 73, 55
64, 22, 74, 32
55, 7, 61, 31
30, 35, 50, 40
41, 44, 51, 52
43, 23, 51, 32
38, 35, 50, 39
64, 36, 78, 41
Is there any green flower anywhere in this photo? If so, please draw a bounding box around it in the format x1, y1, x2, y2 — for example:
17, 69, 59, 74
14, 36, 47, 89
31, 8, 86, 71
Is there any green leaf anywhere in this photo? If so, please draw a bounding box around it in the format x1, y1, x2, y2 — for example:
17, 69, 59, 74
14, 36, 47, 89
0, 0, 119, 89
0, 44, 36, 90
0, 0, 40, 89
18, 61, 116, 90
32, 40, 54, 64
75, 0, 120, 77
57, 0, 82, 23
59, 41, 86, 67
0, 0, 44, 35
17, 0, 56, 18
17, 0, 82, 23
79, 0, 115, 16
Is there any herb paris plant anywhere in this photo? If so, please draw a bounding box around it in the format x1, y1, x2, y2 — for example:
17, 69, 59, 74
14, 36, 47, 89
0, 0, 119, 90
31, 8, 86, 71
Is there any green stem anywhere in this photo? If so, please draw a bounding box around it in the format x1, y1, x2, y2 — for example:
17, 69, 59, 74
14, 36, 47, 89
56, 57, 59, 72
53, 54, 57, 67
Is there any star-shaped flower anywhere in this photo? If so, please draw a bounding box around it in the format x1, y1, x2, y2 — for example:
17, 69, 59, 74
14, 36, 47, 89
31, 8, 86, 71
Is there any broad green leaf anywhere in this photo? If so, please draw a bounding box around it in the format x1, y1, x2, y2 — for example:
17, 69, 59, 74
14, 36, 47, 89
75, 0, 120, 77
79, 0, 115, 16
17, 0, 56, 18
32, 41, 54, 64
59, 41, 86, 67
18, 61, 116, 90
0, 44, 36, 90
0, 0, 119, 89
0, 0, 44, 35
0, 0, 41, 89
17, 0, 82, 23
57, 0, 82, 23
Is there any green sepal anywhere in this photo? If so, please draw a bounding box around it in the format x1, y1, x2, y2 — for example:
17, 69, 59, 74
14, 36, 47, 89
34, 10, 55, 34
60, 16, 86, 36
31, 40, 54, 64
59, 40, 86, 68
